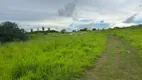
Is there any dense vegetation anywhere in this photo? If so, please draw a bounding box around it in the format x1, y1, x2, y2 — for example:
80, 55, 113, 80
0, 32, 107, 80
0, 21, 28, 43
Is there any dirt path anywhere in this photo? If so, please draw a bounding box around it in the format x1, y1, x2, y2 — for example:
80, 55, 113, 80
79, 36, 142, 80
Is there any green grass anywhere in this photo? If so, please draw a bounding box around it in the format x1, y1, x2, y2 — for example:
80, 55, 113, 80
79, 35, 142, 80
0, 32, 107, 80
0, 27, 142, 80
109, 27, 142, 58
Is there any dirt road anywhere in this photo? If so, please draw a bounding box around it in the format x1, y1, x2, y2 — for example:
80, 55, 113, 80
79, 36, 142, 80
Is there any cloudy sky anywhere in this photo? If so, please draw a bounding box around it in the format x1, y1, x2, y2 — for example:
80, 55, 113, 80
0, 0, 142, 30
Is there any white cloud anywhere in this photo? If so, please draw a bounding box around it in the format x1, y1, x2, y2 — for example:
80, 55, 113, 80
112, 23, 137, 28
0, 0, 142, 30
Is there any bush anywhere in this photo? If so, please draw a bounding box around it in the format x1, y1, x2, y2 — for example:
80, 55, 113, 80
60, 29, 66, 33
0, 21, 28, 43
80, 28, 88, 31
92, 28, 96, 31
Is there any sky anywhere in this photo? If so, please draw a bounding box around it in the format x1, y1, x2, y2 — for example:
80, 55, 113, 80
0, 0, 142, 31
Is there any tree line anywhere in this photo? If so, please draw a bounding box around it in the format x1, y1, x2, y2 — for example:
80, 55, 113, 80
0, 21, 97, 43
30, 27, 59, 34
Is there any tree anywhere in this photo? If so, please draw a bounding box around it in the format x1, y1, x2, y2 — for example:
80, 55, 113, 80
48, 27, 50, 31
92, 28, 96, 31
0, 21, 28, 43
37, 28, 39, 31
60, 29, 66, 33
30, 28, 33, 33
80, 28, 88, 31
72, 30, 76, 32
42, 26, 45, 31
114, 27, 121, 29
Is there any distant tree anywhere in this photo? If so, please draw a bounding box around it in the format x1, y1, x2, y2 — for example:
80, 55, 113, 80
92, 28, 96, 31
42, 26, 45, 31
0, 21, 28, 43
37, 28, 39, 31
114, 27, 121, 29
48, 30, 59, 33
72, 30, 76, 32
80, 28, 88, 31
60, 29, 66, 33
48, 27, 50, 31
138, 24, 142, 27
30, 28, 33, 33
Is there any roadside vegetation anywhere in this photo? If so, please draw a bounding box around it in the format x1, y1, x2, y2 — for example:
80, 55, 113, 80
109, 25, 142, 59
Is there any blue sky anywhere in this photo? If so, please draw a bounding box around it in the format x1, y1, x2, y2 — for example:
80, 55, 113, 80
94, 23, 110, 29
0, 0, 142, 30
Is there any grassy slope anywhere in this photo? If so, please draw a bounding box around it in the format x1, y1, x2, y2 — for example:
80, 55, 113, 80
110, 27, 142, 59
0, 32, 107, 80
79, 36, 142, 80
79, 27, 142, 80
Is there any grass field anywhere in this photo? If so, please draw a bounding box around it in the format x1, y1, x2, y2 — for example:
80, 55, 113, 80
109, 27, 142, 59
0, 26, 142, 80
80, 35, 142, 80
0, 32, 107, 80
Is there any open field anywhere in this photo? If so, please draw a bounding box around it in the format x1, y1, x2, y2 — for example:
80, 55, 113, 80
0, 32, 107, 80
0, 27, 142, 80
0, 0, 142, 80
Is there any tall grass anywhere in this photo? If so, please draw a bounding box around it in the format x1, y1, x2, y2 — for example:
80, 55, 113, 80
0, 32, 107, 80
109, 28, 142, 58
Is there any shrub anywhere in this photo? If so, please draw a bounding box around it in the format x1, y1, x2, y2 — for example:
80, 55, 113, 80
60, 29, 66, 33
0, 21, 28, 43
92, 28, 96, 31
80, 28, 88, 31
